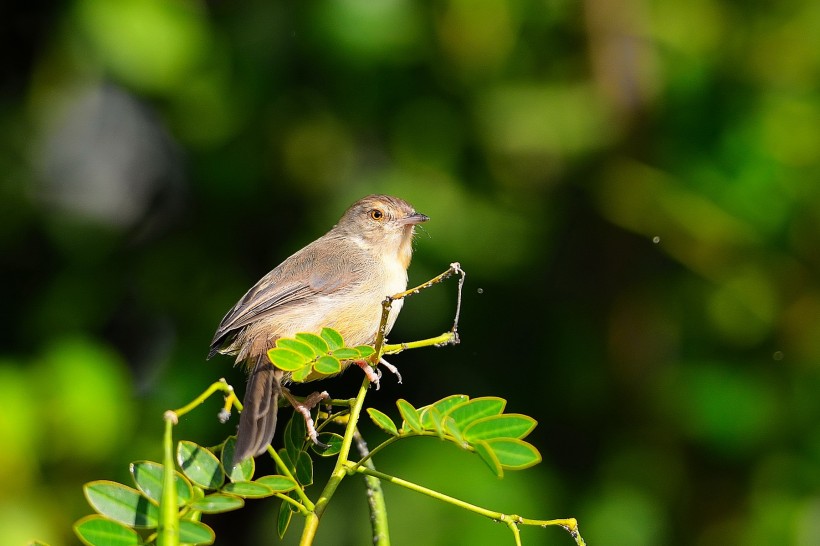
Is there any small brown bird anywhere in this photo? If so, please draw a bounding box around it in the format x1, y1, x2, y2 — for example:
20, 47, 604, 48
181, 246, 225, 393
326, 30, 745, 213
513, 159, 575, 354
209, 195, 428, 464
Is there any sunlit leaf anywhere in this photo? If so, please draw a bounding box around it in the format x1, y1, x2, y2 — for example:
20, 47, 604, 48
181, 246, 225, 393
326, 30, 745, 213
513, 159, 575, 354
354, 345, 376, 358
294, 333, 329, 355
397, 399, 422, 433
313, 355, 342, 375
129, 461, 192, 507
221, 481, 275, 499
256, 475, 299, 492
291, 364, 313, 382
447, 397, 506, 428
188, 493, 245, 513
276, 338, 316, 360
367, 408, 399, 436
312, 432, 344, 456
83, 481, 159, 528
426, 406, 445, 439
179, 520, 215, 545
268, 348, 307, 371
330, 347, 359, 360
472, 441, 503, 478
485, 438, 542, 470
320, 327, 344, 350
177, 441, 224, 490
463, 414, 537, 441
422, 395, 469, 428
74, 515, 140, 546
444, 417, 466, 446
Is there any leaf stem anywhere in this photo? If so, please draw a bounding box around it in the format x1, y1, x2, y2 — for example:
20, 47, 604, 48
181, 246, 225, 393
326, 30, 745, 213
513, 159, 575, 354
349, 465, 586, 546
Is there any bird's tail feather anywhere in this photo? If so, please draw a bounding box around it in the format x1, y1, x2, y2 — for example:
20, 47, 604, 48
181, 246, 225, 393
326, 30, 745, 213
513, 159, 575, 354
232, 355, 281, 466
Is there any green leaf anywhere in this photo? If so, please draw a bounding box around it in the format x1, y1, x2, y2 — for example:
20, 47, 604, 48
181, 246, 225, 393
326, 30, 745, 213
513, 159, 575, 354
312, 432, 344, 456
129, 461, 192, 507
397, 399, 422, 433
256, 475, 298, 492
295, 451, 313, 486
485, 439, 542, 470
290, 364, 313, 382
320, 327, 344, 350
277, 497, 293, 538
330, 347, 359, 360
278, 447, 313, 486
276, 338, 316, 360
278, 448, 294, 472
177, 441, 225, 490
83, 481, 159, 528
74, 515, 141, 546
179, 519, 215, 545
354, 345, 376, 358
463, 414, 537, 441
367, 408, 399, 436
294, 333, 329, 355
423, 395, 469, 428
313, 355, 342, 375
188, 493, 245, 513
221, 436, 255, 482
426, 406, 445, 439
285, 413, 307, 466
221, 481, 275, 499
267, 348, 308, 371
444, 417, 466, 446
447, 397, 506, 429
472, 441, 504, 478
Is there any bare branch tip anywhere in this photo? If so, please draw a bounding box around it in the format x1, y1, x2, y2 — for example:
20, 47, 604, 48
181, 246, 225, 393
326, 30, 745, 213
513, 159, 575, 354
164, 410, 179, 425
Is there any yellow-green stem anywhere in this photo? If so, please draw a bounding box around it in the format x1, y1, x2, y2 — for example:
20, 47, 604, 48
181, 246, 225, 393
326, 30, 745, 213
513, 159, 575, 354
157, 413, 179, 546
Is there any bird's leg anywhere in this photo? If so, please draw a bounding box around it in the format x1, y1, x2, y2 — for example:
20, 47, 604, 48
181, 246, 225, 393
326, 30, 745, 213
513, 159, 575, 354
354, 360, 382, 389
281, 389, 329, 447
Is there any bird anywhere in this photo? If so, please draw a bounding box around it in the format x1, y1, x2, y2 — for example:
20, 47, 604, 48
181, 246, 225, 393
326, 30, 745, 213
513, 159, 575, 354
208, 194, 428, 465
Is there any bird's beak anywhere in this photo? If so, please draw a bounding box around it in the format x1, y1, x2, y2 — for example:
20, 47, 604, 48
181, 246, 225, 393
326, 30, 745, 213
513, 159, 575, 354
399, 212, 429, 226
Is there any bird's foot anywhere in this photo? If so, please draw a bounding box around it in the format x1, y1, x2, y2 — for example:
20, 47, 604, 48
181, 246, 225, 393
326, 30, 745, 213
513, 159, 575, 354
282, 389, 329, 448
378, 357, 402, 384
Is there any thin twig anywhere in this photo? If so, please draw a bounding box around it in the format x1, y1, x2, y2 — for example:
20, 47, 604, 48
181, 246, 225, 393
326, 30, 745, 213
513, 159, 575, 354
350, 465, 586, 546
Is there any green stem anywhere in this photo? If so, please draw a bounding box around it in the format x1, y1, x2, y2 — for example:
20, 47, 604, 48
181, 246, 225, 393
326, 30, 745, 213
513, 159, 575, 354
299, 377, 371, 545
382, 331, 458, 355
350, 466, 586, 546
157, 413, 179, 546
348, 436, 401, 471
171, 379, 235, 418
508, 520, 522, 546
268, 444, 314, 511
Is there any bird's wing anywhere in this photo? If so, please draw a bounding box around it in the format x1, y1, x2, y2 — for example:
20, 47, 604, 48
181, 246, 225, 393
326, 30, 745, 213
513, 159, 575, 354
208, 237, 367, 357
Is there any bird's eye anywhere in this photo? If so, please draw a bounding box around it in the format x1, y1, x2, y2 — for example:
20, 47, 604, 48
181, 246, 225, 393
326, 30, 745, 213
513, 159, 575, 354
370, 209, 385, 221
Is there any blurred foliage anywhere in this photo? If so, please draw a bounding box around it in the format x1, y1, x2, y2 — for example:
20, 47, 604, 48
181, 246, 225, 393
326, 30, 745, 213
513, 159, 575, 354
2, 0, 820, 544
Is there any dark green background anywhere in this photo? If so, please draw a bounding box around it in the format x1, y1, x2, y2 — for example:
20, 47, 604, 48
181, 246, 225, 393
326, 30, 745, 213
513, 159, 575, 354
3, 0, 820, 544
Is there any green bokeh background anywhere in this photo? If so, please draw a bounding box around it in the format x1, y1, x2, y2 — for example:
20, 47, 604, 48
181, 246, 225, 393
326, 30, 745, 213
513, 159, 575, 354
3, 0, 820, 544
